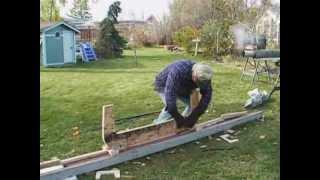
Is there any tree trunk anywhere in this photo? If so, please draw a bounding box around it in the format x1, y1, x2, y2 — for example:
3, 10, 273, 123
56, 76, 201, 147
216, 29, 219, 55
49, 0, 54, 22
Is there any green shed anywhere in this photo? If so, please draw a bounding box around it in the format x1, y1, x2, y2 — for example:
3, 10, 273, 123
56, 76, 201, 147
40, 22, 80, 67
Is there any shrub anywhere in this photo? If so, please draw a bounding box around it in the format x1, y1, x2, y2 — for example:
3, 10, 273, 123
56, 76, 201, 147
128, 28, 157, 48
200, 20, 233, 57
173, 26, 199, 52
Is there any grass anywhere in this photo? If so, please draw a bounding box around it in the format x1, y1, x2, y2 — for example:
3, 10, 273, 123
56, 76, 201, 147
40, 47, 279, 179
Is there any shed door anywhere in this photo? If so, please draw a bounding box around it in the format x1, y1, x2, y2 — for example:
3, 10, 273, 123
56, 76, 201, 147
63, 31, 74, 63
45, 32, 64, 65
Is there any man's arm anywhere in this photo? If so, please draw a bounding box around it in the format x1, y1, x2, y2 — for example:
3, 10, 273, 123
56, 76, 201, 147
185, 82, 213, 127
164, 71, 185, 127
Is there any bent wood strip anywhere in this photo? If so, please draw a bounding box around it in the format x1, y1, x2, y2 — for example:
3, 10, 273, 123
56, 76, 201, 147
40, 111, 262, 180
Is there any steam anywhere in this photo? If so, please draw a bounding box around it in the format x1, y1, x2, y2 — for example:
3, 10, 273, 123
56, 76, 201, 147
230, 23, 254, 49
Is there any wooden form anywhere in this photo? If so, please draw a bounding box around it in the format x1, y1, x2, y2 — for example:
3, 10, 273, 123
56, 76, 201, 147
102, 109, 248, 152
102, 90, 202, 151
102, 111, 188, 151
40, 110, 263, 180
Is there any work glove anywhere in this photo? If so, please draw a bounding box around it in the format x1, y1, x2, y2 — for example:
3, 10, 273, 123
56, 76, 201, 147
174, 116, 185, 129
183, 115, 199, 128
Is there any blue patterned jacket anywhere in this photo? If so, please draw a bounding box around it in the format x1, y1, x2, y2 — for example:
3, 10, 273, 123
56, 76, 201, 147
154, 60, 213, 121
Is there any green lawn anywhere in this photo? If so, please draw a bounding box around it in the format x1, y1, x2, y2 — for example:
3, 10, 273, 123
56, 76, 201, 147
40, 47, 279, 179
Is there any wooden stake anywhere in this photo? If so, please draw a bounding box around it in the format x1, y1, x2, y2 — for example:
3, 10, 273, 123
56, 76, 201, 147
195, 41, 199, 56
102, 105, 114, 144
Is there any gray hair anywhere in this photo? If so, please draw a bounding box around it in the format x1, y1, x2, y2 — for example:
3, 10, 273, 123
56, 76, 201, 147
192, 63, 213, 81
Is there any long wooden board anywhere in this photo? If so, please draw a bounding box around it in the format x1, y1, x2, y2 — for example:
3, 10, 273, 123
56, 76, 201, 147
40, 111, 263, 180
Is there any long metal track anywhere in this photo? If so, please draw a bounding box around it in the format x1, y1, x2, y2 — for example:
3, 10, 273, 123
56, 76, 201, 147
40, 111, 263, 180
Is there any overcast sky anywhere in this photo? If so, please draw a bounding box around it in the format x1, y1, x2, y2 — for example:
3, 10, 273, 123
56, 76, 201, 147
58, 0, 279, 22
59, 0, 173, 21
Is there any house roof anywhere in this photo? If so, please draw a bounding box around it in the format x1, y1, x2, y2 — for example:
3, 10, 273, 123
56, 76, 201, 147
146, 15, 158, 23
118, 20, 146, 24
40, 21, 80, 33
62, 17, 99, 30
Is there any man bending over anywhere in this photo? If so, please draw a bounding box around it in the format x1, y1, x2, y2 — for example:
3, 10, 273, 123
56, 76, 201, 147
153, 60, 213, 128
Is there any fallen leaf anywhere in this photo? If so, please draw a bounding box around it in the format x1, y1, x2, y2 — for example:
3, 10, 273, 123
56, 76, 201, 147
132, 161, 141, 165
72, 130, 80, 136
259, 135, 266, 139
179, 148, 185, 152
168, 149, 176, 154
72, 127, 79, 131
51, 156, 58, 160
66, 149, 75, 155
226, 129, 235, 134
200, 145, 207, 149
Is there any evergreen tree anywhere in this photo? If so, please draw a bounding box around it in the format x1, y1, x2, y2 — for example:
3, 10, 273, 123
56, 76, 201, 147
95, 1, 126, 58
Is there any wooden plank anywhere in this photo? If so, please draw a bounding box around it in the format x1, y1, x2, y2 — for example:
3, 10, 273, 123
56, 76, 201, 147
219, 134, 239, 144
40, 159, 62, 169
220, 111, 248, 120
196, 117, 224, 130
40, 165, 64, 175
40, 111, 262, 180
61, 150, 109, 166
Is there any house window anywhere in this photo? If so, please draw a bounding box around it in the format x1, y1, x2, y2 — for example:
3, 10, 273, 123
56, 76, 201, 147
55, 32, 60, 38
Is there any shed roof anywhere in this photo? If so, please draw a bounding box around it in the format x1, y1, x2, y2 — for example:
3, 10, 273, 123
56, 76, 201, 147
40, 21, 80, 33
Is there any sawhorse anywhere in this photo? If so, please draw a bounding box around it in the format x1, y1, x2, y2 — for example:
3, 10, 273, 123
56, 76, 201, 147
241, 57, 280, 88
269, 72, 280, 98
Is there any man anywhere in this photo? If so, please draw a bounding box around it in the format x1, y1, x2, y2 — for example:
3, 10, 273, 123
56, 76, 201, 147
153, 60, 213, 128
